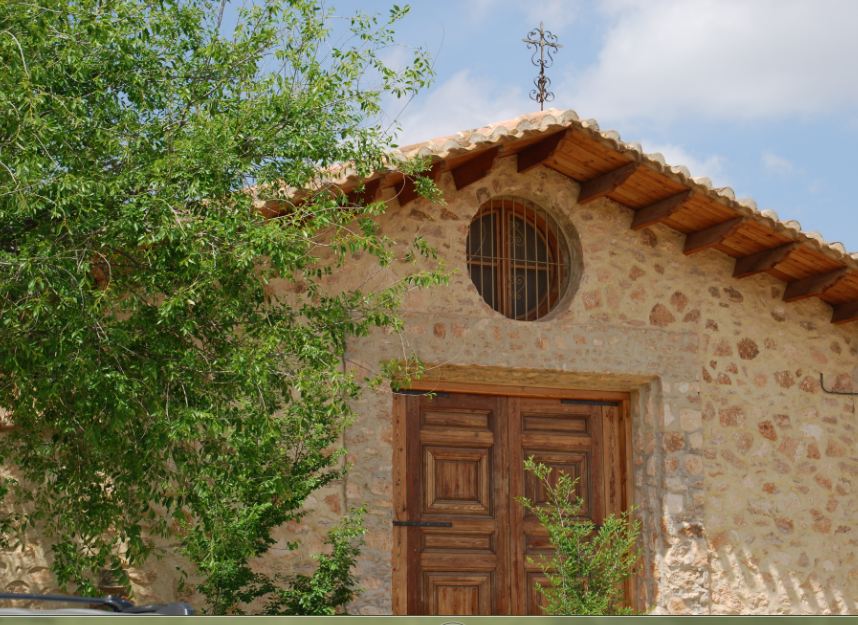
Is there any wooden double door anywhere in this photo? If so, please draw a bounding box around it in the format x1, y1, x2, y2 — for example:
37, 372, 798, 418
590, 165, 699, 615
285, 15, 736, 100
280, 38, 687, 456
393, 391, 628, 615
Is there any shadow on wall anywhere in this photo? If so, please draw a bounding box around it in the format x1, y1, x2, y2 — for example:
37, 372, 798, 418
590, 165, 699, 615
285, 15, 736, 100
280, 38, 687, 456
707, 530, 858, 614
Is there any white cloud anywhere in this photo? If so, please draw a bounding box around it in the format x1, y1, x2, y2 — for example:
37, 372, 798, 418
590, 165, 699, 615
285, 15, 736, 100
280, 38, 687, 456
523, 0, 579, 30
642, 142, 728, 186
761, 151, 796, 176
462, 0, 498, 21
564, 0, 858, 123
392, 70, 526, 145
462, 0, 579, 29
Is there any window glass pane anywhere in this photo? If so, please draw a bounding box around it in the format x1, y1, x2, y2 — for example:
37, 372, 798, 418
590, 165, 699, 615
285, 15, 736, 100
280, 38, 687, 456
467, 213, 495, 260
509, 215, 548, 263
509, 268, 549, 319
470, 263, 495, 309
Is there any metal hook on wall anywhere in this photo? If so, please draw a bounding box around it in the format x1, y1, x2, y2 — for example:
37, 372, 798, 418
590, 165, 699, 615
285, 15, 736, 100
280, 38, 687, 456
819, 372, 858, 396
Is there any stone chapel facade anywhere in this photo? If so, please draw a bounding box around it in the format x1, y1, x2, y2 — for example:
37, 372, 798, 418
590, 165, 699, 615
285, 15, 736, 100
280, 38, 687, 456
311, 109, 858, 615
6, 109, 858, 615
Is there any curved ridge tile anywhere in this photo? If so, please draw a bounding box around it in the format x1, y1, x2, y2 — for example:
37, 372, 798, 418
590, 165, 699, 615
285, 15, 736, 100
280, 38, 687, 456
738, 198, 758, 212
671, 165, 692, 178
375, 108, 857, 264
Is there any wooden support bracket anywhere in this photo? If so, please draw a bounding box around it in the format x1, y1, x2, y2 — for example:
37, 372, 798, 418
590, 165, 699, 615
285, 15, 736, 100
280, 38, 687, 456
347, 176, 382, 206
783, 268, 849, 302
395, 162, 441, 208
517, 131, 567, 173
630, 190, 692, 230
451, 147, 500, 190
733, 242, 799, 279
832, 300, 858, 324
577, 162, 639, 205
257, 200, 287, 219
683, 217, 744, 255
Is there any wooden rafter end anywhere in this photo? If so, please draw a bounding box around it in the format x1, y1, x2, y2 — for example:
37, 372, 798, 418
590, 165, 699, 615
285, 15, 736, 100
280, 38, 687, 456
683, 217, 744, 255
395, 161, 441, 208
347, 176, 382, 206
733, 242, 799, 279
451, 147, 500, 190
577, 162, 639, 205
783, 268, 849, 302
630, 190, 692, 230
517, 131, 567, 173
832, 300, 858, 324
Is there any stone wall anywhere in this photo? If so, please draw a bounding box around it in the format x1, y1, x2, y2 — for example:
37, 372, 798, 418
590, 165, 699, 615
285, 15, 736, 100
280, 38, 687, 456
318, 154, 857, 614
3, 154, 855, 614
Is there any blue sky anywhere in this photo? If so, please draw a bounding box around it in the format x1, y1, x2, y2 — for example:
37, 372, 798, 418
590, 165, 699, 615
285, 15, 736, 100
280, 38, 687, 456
333, 0, 858, 252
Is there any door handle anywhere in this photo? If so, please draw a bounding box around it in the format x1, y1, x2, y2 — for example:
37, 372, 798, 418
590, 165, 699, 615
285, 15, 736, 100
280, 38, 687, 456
392, 520, 453, 528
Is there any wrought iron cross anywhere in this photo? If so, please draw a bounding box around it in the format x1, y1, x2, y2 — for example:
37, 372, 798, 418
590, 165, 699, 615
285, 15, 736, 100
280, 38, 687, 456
522, 22, 562, 110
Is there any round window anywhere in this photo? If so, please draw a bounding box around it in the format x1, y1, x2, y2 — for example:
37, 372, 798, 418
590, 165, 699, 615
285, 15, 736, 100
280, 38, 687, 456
466, 198, 570, 320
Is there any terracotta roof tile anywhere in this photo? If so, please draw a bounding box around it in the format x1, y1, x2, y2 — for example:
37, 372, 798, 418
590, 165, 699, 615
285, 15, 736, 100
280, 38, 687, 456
384, 108, 856, 267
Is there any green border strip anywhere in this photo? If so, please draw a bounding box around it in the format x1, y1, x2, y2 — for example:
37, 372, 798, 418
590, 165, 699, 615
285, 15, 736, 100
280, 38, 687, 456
0, 617, 855, 624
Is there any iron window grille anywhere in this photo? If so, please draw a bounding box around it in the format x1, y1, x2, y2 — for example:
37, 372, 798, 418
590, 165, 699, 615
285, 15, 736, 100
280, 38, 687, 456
466, 198, 568, 320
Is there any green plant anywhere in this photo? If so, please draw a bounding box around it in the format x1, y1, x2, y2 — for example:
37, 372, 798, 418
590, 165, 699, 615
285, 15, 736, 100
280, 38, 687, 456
517, 457, 641, 615
0, 0, 439, 614
264, 507, 366, 615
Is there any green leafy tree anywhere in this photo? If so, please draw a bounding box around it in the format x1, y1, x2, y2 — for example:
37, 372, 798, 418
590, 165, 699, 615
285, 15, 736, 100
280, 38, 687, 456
0, 0, 438, 614
517, 457, 641, 615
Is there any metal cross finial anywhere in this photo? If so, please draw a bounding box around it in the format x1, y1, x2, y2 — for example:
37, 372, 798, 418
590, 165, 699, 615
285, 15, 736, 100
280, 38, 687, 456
523, 22, 562, 111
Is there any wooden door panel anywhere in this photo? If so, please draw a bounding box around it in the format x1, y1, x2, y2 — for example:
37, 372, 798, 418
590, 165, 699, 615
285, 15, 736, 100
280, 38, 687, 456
420, 429, 494, 446
522, 411, 590, 434
424, 573, 493, 615
420, 552, 497, 570
510, 398, 614, 615
600, 405, 626, 516
526, 572, 550, 615
520, 432, 594, 450
522, 450, 592, 517
422, 530, 494, 552
424, 446, 491, 514
404, 393, 510, 615
423, 408, 490, 429
397, 392, 625, 616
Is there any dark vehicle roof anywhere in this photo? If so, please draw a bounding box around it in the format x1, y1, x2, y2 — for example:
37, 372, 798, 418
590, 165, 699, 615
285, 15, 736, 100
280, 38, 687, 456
0, 592, 194, 615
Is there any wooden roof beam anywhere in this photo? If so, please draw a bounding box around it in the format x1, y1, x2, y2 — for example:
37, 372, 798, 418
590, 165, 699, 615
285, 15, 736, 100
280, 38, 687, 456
577, 162, 639, 205
517, 130, 567, 173
347, 176, 381, 206
683, 217, 744, 255
631, 190, 692, 231
257, 200, 286, 219
394, 161, 441, 208
451, 147, 500, 190
733, 242, 799, 279
783, 267, 849, 302
832, 300, 858, 324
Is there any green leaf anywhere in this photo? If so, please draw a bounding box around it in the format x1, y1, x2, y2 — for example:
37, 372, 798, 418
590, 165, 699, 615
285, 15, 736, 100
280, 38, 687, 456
0, 0, 436, 614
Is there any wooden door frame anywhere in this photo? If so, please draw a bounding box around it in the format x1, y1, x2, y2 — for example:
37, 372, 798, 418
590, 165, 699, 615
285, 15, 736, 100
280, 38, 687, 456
391, 381, 634, 615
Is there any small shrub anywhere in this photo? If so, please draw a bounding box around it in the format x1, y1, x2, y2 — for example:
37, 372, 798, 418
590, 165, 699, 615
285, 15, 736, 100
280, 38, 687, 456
263, 507, 366, 615
517, 457, 641, 615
